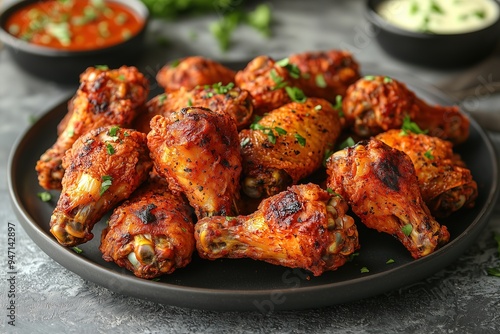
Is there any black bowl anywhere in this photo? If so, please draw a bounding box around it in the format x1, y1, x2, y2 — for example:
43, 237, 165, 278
0, 0, 150, 84
365, 0, 500, 68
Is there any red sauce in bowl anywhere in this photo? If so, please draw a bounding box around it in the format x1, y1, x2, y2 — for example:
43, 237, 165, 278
5, 0, 144, 51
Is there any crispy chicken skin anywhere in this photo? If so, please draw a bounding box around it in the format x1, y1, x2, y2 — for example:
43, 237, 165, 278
326, 139, 450, 259
147, 107, 242, 219
100, 176, 195, 279
134, 83, 253, 133
50, 126, 153, 247
235, 55, 295, 115
240, 98, 342, 199
342, 76, 469, 144
376, 130, 477, 217
195, 183, 359, 276
36, 66, 149, 190
156, 56, 236, 92
288, 50, 360, 102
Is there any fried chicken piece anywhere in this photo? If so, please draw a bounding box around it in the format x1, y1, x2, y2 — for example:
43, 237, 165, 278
195, 183, 359, 276
288, 50, 360, 102
147, 107, 242, 219
156, 56, 236, 92
342, 76, 469, 144
49, 126, 153, 247
240, 98, 342, 199
326, 139, 450, 259
133, 83, 253, 133
100, 176, 195, 279
235, 55, 296, 115
36, 66, 149, 190
376, 129, 477, 217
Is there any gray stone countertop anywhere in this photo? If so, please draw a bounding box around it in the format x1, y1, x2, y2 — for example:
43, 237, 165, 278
1, 0, 500, 333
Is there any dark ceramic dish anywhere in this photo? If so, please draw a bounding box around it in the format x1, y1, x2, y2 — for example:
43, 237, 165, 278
365, 0, 500, 67
8, 63, 499, 311
0, 0, 149, 84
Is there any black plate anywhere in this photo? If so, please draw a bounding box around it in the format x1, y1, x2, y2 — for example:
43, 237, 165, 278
8, 67, 499, 311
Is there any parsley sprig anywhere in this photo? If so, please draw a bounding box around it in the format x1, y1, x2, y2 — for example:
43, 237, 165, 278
400, 116, 428, 136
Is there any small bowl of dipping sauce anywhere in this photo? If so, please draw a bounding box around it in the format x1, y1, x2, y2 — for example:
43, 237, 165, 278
0, 0, 149, 83
365, 0, 500, 67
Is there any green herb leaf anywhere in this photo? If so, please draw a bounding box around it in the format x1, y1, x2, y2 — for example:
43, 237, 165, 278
108, 125, 120, 137
348, 252, 359, 262
246, 3, 272, 37
402, 223, 413, 237
157, 93, 167, 105
360, 266, 370, 273
315, 74, 327, 88
170, 59, 180, 68
285, 86, 307, 103
486, 267, 500, 277
384, 76, 393, 83
424, 149, 434, 160
386, 259, 395, 264
37, 191, 52, 202
270, 69, 288, 90
211, 82, 235, 94
430, 1, 445, 14
338, 137, 355, 150
100, 175, 113, 196
106, 143, 115, 155
72, 246, 83, 254
364, 75, 375, 81
400, 115, 428, 135
294, 132, 306, 146
95, 65, 109, 70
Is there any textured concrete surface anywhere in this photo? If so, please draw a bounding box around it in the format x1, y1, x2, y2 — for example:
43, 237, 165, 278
1, 1, 500, 333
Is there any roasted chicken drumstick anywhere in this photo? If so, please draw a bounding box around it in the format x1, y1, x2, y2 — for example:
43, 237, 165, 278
134, 82, 253, 133
288, 49, 360, 102
147, 107, 242, 219
156, 56, 236, 92
376, 129, 477, 218
240, 98, 342, 199
50, 126, 153, 247
100, 176, 195, 279
326, 139, 450, 259
195, 183, 360, 276
342, 76, 469, 144
36, 66, 149, 190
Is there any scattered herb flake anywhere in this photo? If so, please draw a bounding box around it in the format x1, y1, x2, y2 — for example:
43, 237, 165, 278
106, 143, 115, 155
37, 191, 52, 202
285, 86, 307, 103
364, 75, 375, 81
108, 125, 120, 137
187, 98, 193, 107
402, 224, 413, 237
294, 133, 306, 146
95, 65, 109, 70
360, 266, 370, 273
486, 267, 500, 277
386, 259, 395, 264
270, 69, 288, 90
430, 0, 445, 15
315, 73, 327, 88
384, 76, 393, 83
274, 127, 287, 135
400, 115, 428, 135
72, 246, 83, 254
338, 137, 355, 150
424, 149, 434, 160
100, 175, 113, 196
158, 93, 167, 105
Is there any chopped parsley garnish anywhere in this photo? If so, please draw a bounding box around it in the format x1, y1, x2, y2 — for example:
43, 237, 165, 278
187, 98, 193, 107
424, 149, 434, 160
294, 133, 306, 146
364, 75, 375, 81
158, 93, 167, 105
100, 175, 113, 196
386, 259, 395, 264
326, 188, 342, 198
315, 74, 327, 88
400, 115, 428, 135
338, 136, 355, 150
249, 123, 287, 145
72, 246, 83, 254
170, 59, 180, 68
106, 143, 115, 155
276, 58, 301, 79
274, 127, 287, 135
211, 82, 235, 94
430, 1, 444, 14
95, 65, 109, 70
348, 252, 359, 262
402, 224, 413, 237
270, 69, 288, 90
37, 191, 52, 202
285, 86, 307, 103
486, 232, 500, 278
108, 125, 120, 137
360, 266, 370, 273
383, 76, 393, 83
332, 95, 344, 117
